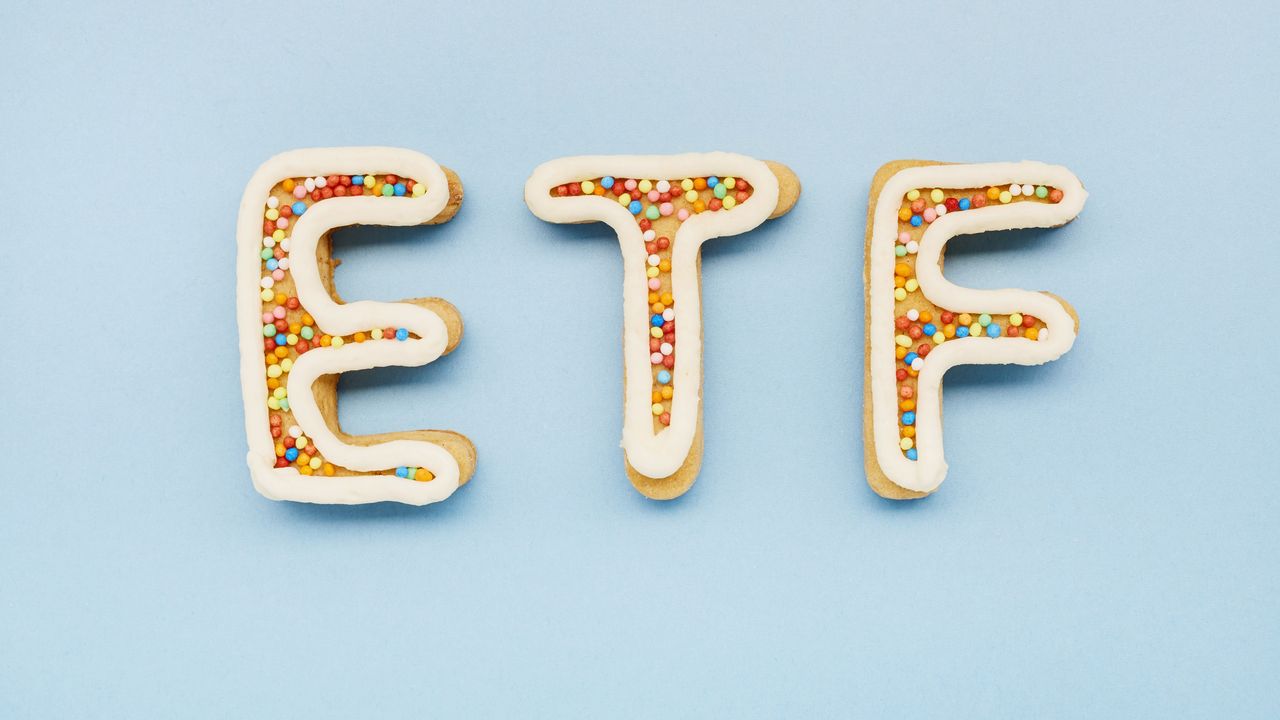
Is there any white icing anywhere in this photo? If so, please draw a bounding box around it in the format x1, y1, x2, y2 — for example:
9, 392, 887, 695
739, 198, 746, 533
236, 147, 462, 505
869, 162, 1087, 493
525, 154, 781, 479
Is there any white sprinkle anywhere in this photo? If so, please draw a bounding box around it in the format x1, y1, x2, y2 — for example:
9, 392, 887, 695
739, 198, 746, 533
266, 196, 279, 209
660, 342, 673, 355
1038, 329, 1049, 341
656, 180, 671, 193
1008, 184, 1022, 197
304, 178, 316, 192
662, 308, 674, 321
260, 276, 274, 289
289, 425, 302, 438
1021, 183, 1035, 196
315, 175, 327, 188
907, 309, 920, 321
935, 203, 947, 216
647, 254, 661, 267
277, 258, 290, 271
280, 239, 291, 252
906, 240, 919, 254
642, 229, 656, 241
911, 357, 924, 371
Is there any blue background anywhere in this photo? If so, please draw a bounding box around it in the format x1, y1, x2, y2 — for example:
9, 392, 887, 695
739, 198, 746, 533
2, 2, 1277, 717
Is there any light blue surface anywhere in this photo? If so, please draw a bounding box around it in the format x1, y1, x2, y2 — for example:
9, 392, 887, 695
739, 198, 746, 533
2, 2, 1277, 717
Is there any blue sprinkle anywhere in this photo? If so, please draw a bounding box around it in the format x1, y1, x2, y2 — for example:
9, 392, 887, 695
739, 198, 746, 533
956, 326, 970, 338
922, 323, 936, 336
958, 198, 971, 211
904, 352, 918, 365
657, 370, 672, 385
986, 323, 1002, 338
274, 333, 287, 345
284, 448, 299, 462
628, 200, 642, 215
394, 182, 406, 196
902, 411, 916, 426
395, 466, 408, 478
266, 258, 278, 271
395, 328, 409, 341
292, 201, 306, 215
910, 215, 923, 227
601, 176, 615, 189
352, 175, 364, 186
906, 448, 918, 461
707, 176, 719, 187
651, 314, 665, 327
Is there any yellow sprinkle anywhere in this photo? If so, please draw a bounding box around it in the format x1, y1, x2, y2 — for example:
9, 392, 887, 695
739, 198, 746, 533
1010, 312, 1023, 326
412, 183, 426, 197
723, 196, 736, 209
260, 289, 273, 302
932, 332, 946, 344
265, 208, 279, 221
646, 266, 659, 278
905, 279, 919, 292
723, 177, 736, 189
638, 179, 653, 193
684, 189, 698, 203
900, 437, 914, 450
651, 403, 664, 415
930, 188, 944, 203
650, 327, 662, 338
331, 336, 344, 348
580, 180, 595, 194
999, 191, 1012, 204
894, 288, 907, 301
681, 178, 694, 191
895, 335, 911, 348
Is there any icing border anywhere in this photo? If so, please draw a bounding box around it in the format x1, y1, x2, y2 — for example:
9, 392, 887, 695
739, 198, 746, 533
524, 153, 780, 479
869, 161, 1086, 493
236, 147, 462, 505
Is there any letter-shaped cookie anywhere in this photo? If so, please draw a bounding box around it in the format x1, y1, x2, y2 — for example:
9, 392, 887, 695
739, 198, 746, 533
526, 154, 800, 499
864, 160, 1085, 499
236, 147, 475, 506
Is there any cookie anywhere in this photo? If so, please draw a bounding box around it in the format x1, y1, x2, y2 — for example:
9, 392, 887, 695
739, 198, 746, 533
863, 160, 1085, 499
236, 147, 475, 506
525, 153, 800, 499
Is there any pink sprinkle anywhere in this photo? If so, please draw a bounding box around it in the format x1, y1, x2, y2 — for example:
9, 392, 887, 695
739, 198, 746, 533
276, 217, 289, 229
923, 207, 937, 223
647, 190, 660, 202
648, 278, 661, 290
659, 202, 674, 216
650, 352, 663, 365
273, 306, 286, 319
271, 269, 285, 281
293, 186, 307, 199
898, 231, 911, 243
624, 179, 637, 191
676, 209, 689, 221
262, 312, 274, 323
